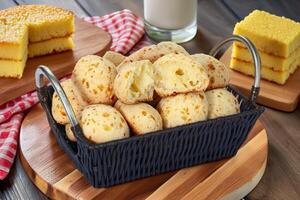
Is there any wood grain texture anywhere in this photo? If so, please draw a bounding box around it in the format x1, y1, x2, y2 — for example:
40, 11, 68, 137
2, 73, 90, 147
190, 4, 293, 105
0, 17, 111, 105
19, 104, 267, 200
220, 47, 300, 112
75, 0, 143, 17
145, 123, 266, 200
0, 0, 16, 9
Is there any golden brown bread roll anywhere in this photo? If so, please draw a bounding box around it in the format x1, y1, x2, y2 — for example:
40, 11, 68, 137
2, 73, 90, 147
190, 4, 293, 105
81, 104, 130, 144
72, 55, 117, 105
118, 42, 190, 71
113, 60, 155, 104
192, 54, 229, 90
205, 88, 240, 119
126, 41, 189, 63
157, 92, 208, 128
103, 51, 126, 67
154, 53, 209, 97
115, 100, 163, 135
65, 124, 76, 142
52, 79, 87, 125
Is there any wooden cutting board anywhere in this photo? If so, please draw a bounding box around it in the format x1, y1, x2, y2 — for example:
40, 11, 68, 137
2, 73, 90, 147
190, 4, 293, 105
19, 104, 268, 200
220, 46, 300, 112
0, 18, 111, 106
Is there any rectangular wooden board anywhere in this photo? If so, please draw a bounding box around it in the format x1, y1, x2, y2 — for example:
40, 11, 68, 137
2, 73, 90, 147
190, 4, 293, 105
220, 46, 300, 112
0, 18, 111, 105
20, 104, 267, 200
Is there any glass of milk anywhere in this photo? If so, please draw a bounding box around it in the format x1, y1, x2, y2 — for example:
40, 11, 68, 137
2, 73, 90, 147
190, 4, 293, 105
144, 0, 197, 43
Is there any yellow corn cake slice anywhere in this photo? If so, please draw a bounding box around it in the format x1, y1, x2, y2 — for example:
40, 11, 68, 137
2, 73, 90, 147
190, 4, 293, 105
0, 5, 75, 78
0, 23, 28, 78
232, 43, 300, 71
0, 24, 28, 60
233, 10, 300, 57
0, 56, 27, 79
230, 58, 299, 85
0, 5, 74, 42
28, 36, 74, 58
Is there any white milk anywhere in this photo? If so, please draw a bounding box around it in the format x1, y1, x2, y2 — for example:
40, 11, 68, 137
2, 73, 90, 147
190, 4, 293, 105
144, 0, 197, 30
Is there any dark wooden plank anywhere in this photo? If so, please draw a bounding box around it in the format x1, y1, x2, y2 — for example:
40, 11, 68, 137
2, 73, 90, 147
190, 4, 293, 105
75, 0, 143, 17
182, 0, 237, 54
0, 0, 16, 9
222, 0, 300, 21
247, 107, 300, 200
15, 0, 89, 16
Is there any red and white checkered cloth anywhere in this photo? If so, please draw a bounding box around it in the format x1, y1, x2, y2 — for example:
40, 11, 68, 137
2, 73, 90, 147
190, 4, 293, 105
0, 9, 151, 180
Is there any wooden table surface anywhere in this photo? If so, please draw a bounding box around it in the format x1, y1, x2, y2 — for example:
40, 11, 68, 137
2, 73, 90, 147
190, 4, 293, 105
0, 0, 299, 199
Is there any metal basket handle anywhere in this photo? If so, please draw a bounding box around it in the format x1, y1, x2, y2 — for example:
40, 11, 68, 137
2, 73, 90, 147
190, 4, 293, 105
35, 65, 79, 128
209, 35, 261, 102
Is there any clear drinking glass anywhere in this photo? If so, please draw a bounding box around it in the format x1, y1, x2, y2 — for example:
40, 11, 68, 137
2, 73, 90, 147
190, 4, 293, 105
144, 0, 197, 43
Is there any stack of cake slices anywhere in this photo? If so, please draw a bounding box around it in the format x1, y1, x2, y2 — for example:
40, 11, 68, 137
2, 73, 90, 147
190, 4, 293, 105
0, 24, 28, 78
230, 10, 300, 85
0, 5, 74, 78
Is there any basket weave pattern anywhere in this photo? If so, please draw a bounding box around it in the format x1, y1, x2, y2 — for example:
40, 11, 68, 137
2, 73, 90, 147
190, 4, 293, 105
38, 85, 264, 187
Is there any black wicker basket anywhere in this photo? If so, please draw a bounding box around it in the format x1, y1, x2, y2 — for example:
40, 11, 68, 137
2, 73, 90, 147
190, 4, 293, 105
35, 35, 264, 187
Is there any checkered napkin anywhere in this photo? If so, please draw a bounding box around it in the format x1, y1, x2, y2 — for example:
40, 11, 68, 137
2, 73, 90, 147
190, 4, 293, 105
0, 9, 151, 180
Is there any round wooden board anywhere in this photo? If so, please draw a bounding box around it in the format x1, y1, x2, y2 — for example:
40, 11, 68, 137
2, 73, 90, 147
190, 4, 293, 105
20, 104, 268, 200
220, 46, 300, 112
0, 17, 111, 105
